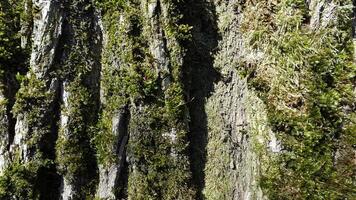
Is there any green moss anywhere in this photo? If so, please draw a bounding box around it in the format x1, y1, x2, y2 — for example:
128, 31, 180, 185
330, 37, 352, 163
203, 102, 235, 199
0, 152, 56, 200
0, 0, 25, 61
96, 0, 195, 199
0, 161, 39, 200
56, 81, 95, 180
240, 0, 356, 199
0, 0, 30, 132
54, 0, 101, 198
0, 1, 51, 198
94, 2, 142, 167
127, 106, 194, 200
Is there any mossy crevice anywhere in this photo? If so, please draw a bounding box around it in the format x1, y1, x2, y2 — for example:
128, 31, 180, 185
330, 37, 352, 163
0, 0, 30, 158
179, 1, 220, 199
95, 0, 195, 199
55, 0, 102, 198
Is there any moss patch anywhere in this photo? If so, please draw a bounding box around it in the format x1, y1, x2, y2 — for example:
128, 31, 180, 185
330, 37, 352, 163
240, 0, 356, 199
96, 0, 195, 199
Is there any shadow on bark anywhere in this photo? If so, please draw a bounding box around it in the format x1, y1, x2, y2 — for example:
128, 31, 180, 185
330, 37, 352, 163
114, 106, 130, 199
181, 1, 220, 199
352, 0, 356, 38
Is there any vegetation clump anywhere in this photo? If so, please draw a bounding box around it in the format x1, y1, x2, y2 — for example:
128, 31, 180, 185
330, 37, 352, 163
55, 0, 101, 198
95, 0, 195, 199
0, 1, 38, 199
240, 0, 356, 199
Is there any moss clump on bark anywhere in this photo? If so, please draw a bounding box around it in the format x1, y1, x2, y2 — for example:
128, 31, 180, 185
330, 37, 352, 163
0, 0, 29, 139
0, 1, 35, 199
95, 0, 195, 199
55, 0, 101, 198
0, 161, 40, 200
240, 0, 356, 199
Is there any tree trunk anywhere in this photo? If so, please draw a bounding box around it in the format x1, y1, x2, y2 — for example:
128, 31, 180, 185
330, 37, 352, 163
0, 0, 355, 200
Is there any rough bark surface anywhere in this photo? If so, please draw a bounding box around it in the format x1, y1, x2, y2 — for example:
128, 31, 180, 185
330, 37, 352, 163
0, 0, 355, 200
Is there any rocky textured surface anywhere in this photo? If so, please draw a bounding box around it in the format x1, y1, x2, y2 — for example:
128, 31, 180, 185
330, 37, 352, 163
0, 92, 9, 173
11, 0, 63, 163
96, 108, 128, 199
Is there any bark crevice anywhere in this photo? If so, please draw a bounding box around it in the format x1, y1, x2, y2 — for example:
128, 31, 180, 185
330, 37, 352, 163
182, 1, 220, 199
